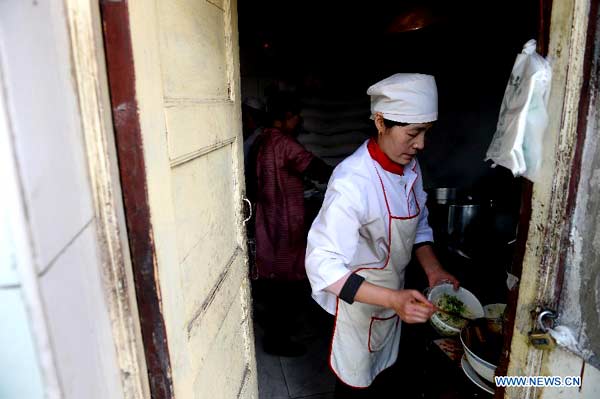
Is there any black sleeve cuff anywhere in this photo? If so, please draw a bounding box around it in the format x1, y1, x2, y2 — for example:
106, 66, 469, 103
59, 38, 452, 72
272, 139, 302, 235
339, 273, 365, 304
413, 241, 433, 250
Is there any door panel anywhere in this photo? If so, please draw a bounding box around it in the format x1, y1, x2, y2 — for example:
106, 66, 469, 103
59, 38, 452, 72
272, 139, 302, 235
101, 0, 256, 397
187, 252, 246, 351
191, 290, 252, 397
165, 105, 238, 163
158, 0, 233, 100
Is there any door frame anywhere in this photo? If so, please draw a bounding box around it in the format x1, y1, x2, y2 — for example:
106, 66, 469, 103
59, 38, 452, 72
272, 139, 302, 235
493, 0, 553, 396
498, 0, 599, 396
62, 0, 150, 398
99, 1, 174, 397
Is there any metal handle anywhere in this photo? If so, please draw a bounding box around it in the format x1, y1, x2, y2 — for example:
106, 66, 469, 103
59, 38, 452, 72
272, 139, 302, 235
242, 197, 252, 225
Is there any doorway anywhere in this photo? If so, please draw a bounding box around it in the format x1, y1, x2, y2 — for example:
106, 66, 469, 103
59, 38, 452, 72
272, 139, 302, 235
238, 1, 540, 398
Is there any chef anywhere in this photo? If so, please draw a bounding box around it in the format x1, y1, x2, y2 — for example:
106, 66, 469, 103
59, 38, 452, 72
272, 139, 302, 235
305, 73, 459, 397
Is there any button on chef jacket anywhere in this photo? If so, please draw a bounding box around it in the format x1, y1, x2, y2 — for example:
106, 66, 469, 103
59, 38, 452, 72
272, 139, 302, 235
305, 139, 434, 315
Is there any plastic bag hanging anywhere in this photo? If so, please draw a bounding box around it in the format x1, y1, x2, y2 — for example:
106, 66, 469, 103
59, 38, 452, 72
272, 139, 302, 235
485, 39, 552, 182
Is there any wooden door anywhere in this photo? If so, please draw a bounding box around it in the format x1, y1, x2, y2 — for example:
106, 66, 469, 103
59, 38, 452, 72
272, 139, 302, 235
101, 1, 257, 397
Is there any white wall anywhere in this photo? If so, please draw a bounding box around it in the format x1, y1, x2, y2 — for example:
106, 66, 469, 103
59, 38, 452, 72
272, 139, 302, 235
0, 1, 125, 398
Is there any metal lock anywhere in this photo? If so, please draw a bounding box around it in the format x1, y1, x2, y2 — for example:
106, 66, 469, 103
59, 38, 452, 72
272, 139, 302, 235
528, 309, 557, 350
529, 331, 556, 350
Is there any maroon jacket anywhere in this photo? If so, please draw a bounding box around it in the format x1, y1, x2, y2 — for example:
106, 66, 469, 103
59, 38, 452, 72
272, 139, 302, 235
254, 128, 314, 280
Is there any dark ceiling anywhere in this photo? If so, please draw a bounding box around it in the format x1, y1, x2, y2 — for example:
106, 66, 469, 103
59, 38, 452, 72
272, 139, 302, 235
237, 0, 541, 189
238, 0, 538, 94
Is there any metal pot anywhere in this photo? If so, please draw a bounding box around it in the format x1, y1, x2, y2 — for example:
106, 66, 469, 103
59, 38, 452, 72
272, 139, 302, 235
428, 187, 458, 205
447, 203, 481, 237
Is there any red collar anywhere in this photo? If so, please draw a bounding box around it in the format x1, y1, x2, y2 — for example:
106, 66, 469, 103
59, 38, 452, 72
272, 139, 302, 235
367, 138, 404, 175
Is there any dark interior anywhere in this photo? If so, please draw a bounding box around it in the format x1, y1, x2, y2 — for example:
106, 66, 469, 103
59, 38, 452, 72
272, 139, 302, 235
239, 1, 538, 397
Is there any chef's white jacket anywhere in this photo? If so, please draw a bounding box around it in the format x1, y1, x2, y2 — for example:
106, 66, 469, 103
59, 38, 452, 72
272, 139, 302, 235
305, 140, 434, 314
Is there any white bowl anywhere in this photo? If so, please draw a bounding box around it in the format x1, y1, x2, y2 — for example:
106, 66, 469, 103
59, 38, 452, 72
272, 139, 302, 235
460, 329, 497, 383
426, 283, 484, 336
461, 354, 495, 394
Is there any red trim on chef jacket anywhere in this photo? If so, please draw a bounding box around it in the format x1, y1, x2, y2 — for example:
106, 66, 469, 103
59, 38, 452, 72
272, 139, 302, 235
367, 138, 404, 175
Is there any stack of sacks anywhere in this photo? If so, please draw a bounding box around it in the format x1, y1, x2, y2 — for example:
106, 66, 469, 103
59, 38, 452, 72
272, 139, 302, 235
298, 96, 372, 166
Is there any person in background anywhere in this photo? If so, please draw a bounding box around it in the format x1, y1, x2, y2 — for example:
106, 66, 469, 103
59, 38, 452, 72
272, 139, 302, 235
305, 74, 459, 397
250, 92, 332, 357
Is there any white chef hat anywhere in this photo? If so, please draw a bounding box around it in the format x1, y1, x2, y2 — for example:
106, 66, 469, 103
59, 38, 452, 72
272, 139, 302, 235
367, 73, 438, 123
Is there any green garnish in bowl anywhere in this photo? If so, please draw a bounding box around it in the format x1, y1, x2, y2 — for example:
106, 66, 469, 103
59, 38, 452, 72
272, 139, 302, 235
435, 294, 470, 329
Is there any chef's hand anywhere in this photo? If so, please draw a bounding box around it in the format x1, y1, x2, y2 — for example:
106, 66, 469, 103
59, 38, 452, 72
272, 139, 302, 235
389, 290, 436, 324
426, 265, 460, 290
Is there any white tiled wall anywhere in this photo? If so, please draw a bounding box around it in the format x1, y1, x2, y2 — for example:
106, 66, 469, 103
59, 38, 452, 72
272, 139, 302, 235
0, 288, 45, 399
0, 194, 44, 399
39, 223, 122, 399
0, 210, 19, 287
0, 0, 95, 272
0, 1, 125, 398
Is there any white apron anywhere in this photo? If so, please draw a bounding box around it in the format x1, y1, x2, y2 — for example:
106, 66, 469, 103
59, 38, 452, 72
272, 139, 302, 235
329, 168, 420, 388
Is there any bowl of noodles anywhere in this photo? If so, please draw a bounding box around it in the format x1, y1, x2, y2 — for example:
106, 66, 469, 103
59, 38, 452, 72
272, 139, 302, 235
426, 283, 484, 336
